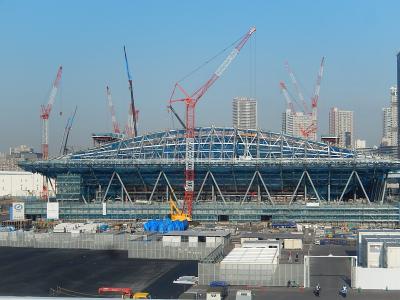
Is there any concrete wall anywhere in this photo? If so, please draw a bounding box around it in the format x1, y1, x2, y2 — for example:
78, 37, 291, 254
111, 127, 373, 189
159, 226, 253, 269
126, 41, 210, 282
356, 267, 400, 290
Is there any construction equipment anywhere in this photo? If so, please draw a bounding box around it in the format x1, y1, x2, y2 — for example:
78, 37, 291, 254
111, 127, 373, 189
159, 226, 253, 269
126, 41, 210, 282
123, 46, 138, 138
169, 26, 256, 219
106, 86, 121, 134
98, 287, 150, 299
40, 66, 63, 160
169, 194, 191, 221
59, 106, 77, 156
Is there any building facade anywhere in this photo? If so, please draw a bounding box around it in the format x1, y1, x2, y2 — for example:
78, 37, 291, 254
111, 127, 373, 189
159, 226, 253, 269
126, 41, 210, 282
381, 86, 398, 147
329, 107, 354, 148
281, 110, 315, 141
232, 97, 257, 130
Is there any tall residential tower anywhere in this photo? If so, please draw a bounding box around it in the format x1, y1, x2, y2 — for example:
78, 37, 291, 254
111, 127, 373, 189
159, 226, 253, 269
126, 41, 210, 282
232, 97, 257, 130
329, 107, 354, 148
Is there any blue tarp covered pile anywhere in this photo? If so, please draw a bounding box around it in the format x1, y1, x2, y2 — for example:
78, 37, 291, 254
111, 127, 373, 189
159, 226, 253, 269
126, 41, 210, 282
143, 218, 188, 233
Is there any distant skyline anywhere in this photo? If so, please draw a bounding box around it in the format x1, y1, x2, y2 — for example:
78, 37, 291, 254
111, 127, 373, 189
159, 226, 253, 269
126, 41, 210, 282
0, 0, 399, 154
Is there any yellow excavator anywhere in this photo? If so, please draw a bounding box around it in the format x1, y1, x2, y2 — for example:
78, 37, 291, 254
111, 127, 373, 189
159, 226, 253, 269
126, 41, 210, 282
169, 193, 191, 222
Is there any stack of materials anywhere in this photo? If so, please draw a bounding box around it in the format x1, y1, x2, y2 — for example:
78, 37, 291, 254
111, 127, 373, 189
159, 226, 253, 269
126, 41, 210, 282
143, 218, 188, 233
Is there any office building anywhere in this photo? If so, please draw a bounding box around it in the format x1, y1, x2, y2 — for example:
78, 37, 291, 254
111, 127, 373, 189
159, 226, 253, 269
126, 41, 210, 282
381, 86, 398, 147
329, 107, 354, 148
232, 97, 257, 130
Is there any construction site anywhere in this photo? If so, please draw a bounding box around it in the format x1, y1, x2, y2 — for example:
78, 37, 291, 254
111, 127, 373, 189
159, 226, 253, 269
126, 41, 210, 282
0, 25, 399, 299
11, 25, 399, 226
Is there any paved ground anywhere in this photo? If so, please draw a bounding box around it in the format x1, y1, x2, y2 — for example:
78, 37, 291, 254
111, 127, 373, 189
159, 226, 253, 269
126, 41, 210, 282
224, 287, 400, 299
0, 247, 197, 298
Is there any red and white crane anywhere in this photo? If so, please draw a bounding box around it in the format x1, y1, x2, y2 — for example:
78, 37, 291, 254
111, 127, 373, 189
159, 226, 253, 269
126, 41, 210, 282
169, 26, 256, 218
285, 61, 309, 115
106, 86, 121, 134
279, 81, 295, 112
310, 56, 325, 135
40, 66, 63, 160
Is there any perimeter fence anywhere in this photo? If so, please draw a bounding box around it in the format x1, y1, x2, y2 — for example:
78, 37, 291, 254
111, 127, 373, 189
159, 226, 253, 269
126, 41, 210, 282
0, 231, 221, 260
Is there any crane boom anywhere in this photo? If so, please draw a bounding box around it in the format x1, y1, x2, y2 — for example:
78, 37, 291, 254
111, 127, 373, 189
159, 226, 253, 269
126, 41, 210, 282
169, 26, 256, 218
284, 61, 309, 114
279, 81, 295, 112
311, 56, 325, 108
190, 26, 256, 103
123, 46, 138, 137
60, 106, 77, 155
168, 105, 186, 129
40, 66, 63, 160
106, 86, 121, 134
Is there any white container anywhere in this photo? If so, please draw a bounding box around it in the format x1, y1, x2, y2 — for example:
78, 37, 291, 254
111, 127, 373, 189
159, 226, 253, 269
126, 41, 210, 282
283, 239, 303, 250
386, 246, 400, 268
236, 290, 252, 300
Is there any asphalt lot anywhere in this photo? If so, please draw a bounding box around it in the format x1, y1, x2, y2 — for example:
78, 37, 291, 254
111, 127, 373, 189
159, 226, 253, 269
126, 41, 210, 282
0, 247, 197, 298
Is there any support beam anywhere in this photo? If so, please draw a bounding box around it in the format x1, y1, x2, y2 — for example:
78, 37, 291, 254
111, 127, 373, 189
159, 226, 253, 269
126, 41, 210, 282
380, 174, 388, 205
256, 171, 274, 205
161, 172, 178, 203
241, 171, 258, 205
354, 171, 371, 205
148, 171, 162, 203
338, 171, 355, 204
195, 171, 210, 202
115, 172, 133, 203
305, 171, 321, 203
289, 171, 306, 205
209, 171, 227, 204
102, 172, 116, 203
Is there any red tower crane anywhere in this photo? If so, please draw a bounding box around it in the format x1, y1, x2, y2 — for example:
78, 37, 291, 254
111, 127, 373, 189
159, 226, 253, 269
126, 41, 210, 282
169, 26, 256, 218
106, 86, 121, 134
40, 66, 63, 160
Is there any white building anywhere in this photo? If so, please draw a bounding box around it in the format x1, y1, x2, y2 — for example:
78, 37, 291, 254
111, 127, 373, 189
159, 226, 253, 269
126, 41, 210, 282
282, 109, 315, 141
381, 86, 398, 146
232, 97, 257, 130
355, 139, 366, 149
329, 107, 354, 148
0, 171, 53, 197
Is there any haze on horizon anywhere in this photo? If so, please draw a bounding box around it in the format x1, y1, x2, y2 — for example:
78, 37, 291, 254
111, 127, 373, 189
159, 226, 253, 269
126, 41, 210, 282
0, 0, 398, 155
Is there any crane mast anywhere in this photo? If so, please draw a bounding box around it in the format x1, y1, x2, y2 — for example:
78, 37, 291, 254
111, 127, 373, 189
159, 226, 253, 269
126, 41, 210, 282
169, 26, 256, 218
106, 86, 121, 134
40, 66, 62, 160
311, 56, 325, 138
123, 46, 138, 137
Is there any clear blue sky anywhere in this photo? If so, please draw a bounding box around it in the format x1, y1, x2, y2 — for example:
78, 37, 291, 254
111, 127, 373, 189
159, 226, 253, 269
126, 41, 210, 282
0, 0, 398, 154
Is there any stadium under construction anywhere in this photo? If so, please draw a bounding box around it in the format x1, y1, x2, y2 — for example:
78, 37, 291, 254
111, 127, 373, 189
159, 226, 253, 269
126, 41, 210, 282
20, 127, 400, 224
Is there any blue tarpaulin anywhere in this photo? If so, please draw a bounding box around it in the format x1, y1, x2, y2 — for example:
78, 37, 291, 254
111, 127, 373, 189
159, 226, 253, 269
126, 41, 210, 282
143, 218, 188, 233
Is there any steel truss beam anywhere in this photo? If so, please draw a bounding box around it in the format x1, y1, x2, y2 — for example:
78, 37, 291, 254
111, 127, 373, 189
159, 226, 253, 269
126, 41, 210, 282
241, 171, 274, 205
148, 171, 178, 204
195, 171, 226, 204
338, 170, 370, 204
289, 171, 321, 205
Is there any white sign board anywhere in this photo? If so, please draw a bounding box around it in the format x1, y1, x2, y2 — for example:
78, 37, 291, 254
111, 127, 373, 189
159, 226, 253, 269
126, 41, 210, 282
102, 202, 107, 216
46, 202, 59, 220
11, 202, 25, 220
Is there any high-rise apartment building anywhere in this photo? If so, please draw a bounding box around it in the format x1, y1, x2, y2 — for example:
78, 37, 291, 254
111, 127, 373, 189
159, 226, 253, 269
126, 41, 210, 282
282, 109, 315, 140
329, 107, 354, 148
381, 86, 398, 147
232, 97, 257, 130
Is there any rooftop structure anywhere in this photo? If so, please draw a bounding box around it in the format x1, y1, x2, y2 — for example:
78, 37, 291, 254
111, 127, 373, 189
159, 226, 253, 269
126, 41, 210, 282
19, 127, 400, 223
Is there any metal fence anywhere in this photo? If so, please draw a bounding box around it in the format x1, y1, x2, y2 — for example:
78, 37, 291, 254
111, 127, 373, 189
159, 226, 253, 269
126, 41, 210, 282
198, 262, 304, 287
0, 232, 220, 260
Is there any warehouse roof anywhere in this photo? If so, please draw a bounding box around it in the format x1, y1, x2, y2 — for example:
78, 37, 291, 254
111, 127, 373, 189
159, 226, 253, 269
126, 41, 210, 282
221, 247, 278, 265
